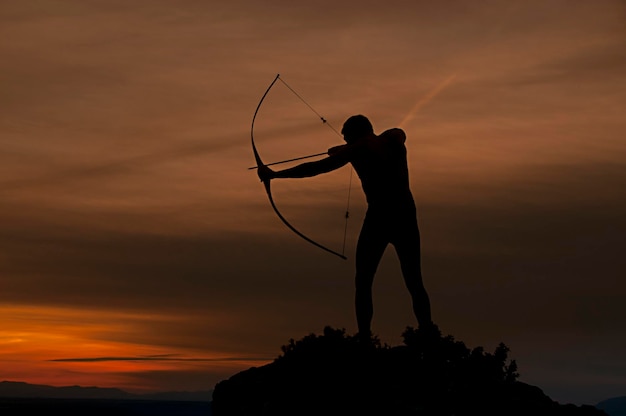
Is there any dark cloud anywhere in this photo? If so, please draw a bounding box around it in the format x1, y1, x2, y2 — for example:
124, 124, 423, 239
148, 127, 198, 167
50, 355, 272, 363
508, 40, 626, 87
0, 132, 245, 193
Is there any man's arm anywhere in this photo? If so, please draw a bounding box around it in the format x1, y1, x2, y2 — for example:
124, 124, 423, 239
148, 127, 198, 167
273, 152, 350, 179
257, 146, 351, 183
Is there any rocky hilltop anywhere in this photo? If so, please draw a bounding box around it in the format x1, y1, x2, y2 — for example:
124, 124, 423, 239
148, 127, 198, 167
212, 326, 605, 416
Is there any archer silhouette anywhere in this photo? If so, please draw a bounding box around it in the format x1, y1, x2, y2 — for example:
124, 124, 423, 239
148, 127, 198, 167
258, 115, 435, 338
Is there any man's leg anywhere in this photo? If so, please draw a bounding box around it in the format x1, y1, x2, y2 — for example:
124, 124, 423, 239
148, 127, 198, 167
393, 218, 433, 329
354, 216, 388, 337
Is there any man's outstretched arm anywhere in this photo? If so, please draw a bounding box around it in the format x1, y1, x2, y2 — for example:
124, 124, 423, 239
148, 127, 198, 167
276, 153, 349, 178
259, 150, 350, 182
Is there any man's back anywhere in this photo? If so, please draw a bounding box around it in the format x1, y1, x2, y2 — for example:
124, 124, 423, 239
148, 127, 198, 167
349, 128, 413, 207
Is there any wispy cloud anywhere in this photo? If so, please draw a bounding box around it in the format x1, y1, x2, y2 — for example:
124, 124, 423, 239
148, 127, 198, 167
50, 355, 273, 363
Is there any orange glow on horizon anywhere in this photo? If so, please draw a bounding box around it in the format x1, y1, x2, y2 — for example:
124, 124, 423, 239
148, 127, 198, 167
0, 305, 270, 392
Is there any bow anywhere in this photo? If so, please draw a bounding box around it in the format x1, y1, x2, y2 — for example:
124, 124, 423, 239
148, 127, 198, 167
251, 74, 347, 260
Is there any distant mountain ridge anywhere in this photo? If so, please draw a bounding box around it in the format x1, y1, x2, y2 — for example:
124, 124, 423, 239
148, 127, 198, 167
596, 396, 626, 416
0, 381, 212, 402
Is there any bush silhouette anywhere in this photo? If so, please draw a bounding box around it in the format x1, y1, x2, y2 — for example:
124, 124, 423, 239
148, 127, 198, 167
211, 326, 605, 416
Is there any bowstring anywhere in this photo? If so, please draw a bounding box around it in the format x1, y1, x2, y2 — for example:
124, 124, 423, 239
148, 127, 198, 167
277, 75, 353, 258
342, 168, 353, 256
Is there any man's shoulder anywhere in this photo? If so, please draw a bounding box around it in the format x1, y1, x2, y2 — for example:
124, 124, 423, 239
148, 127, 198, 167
380, 128, 406, 143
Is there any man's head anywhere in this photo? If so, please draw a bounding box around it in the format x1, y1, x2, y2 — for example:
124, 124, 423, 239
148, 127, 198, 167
341, 115, 373, 143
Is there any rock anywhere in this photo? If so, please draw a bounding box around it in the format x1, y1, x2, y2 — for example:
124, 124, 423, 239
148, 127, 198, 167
212, 326, 606, 416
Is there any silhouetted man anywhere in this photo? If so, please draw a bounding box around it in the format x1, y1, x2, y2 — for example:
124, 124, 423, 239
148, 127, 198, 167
258, 115, 434, 338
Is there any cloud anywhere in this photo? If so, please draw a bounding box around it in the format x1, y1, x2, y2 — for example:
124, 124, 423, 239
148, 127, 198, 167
505, 40, 626, 87
50, 355, 272, 363
0, 132, 246, 193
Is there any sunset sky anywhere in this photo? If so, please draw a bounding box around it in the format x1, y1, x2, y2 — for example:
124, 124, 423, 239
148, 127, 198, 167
1, 0, 625, 406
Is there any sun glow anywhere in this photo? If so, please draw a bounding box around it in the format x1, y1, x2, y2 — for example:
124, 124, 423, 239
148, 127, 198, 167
0, 305, 269, 391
